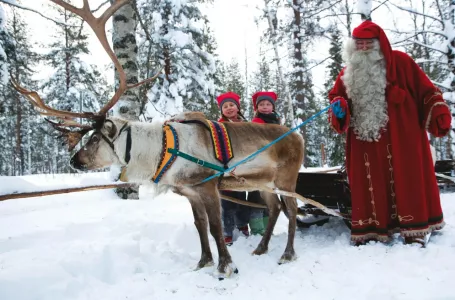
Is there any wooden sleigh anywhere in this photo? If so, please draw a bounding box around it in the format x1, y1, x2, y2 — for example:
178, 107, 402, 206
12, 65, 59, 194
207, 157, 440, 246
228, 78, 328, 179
222, 160, 455, 229
297, 160, 454, 228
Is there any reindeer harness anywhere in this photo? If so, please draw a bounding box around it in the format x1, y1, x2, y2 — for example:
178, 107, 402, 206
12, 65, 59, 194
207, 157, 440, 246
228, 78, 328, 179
149, 120, 235, 184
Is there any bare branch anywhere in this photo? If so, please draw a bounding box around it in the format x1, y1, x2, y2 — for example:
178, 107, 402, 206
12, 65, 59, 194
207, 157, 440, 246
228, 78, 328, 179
132, 0, 152, 42
389, 2, 443, 25
390, 29, 447, 39
91, 0, 110, 13
0, 0, 77, 27
304, 0, 343, 19
371, 0, 389, 13
396, 41, 447, 55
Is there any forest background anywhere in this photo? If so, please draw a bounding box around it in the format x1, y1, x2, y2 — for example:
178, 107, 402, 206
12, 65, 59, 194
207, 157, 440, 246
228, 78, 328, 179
0, 0, 453, 176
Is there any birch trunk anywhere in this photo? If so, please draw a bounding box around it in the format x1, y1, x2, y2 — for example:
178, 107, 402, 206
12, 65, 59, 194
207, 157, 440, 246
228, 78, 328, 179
111, 1, 140, 121
264, 0, 294, 124
291, 0, 306, 162
111, 1, 140, 199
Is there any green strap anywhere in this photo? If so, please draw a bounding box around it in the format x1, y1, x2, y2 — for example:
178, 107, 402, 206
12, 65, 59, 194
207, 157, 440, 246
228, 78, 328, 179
167, 148, 226, 172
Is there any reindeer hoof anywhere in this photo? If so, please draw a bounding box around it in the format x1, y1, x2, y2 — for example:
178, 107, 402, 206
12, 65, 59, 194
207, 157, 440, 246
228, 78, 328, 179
252, 246, 268, 256
215, 263, 238, 280
194, 259, 214, 270
278, 252, 297, 265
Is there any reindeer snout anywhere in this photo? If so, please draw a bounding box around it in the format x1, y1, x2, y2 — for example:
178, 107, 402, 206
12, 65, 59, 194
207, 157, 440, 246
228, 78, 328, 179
70, 155, 86, 171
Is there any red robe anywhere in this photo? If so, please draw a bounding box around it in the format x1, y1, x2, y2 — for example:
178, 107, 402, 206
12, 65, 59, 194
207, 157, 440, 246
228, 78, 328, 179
329, 51, 447, 242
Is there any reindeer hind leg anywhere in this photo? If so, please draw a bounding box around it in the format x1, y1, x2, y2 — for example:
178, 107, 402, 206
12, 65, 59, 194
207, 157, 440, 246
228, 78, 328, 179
278, 195, 298, 264
253, 191, 281, 256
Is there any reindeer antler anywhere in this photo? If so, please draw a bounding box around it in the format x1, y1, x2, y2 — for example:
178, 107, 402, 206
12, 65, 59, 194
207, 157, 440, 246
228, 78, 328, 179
12, 0, 161, 150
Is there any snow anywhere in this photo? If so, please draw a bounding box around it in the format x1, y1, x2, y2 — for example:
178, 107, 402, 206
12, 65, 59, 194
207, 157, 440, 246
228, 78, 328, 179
0, 173, 455, 299
356, 0, 372, 18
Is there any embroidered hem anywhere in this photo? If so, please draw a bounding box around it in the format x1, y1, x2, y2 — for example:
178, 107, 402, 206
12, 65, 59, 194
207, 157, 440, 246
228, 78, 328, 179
350, 220, 445, 242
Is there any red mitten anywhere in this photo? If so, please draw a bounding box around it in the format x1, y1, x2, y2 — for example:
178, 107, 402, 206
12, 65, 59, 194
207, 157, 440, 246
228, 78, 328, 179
330, 97, 349, 119
429, 105, 451, 137
329, 97, 350, 133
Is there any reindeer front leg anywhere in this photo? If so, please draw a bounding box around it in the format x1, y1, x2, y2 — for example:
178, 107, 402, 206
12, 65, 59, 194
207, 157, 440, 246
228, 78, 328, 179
198, 184, 237, 279
188, 198, 214, 269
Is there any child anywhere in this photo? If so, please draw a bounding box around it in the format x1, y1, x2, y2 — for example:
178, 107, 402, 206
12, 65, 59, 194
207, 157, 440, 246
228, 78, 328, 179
216, 92, 250, 245
247, 91, 280, 235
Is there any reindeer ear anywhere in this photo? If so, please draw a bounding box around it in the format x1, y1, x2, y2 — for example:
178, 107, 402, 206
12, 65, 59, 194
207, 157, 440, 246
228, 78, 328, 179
103, 121, 117, 139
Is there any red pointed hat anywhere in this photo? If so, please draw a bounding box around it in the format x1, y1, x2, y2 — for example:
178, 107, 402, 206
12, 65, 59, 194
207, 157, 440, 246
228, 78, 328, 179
216, 92, 241, 110
252, 91, 277, 110
352, 20, 397, 88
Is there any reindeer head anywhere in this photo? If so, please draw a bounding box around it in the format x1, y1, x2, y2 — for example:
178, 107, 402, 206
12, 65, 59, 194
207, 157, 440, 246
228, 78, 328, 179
70, 117, 129, 170
12, 0, 160, 170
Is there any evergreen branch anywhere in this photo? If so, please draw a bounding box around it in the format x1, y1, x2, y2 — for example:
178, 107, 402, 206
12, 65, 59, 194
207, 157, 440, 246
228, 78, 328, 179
0, 0, 77, 27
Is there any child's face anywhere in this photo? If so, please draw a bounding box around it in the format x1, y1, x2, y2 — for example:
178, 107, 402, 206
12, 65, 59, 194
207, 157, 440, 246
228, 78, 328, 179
221, 101, 239, 119
257, 101, 274, 114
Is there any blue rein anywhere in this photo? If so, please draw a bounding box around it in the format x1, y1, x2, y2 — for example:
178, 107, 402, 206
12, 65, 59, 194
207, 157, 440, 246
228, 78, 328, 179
199, 101, 340, 184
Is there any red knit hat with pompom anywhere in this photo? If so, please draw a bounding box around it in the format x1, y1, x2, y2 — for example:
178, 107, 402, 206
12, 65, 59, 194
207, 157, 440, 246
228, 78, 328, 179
252, 91, 277, 111
216, 92, 241, 111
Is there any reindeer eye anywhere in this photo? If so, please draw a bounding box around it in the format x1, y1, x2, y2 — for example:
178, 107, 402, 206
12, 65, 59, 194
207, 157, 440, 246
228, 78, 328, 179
91, 135, 100, 143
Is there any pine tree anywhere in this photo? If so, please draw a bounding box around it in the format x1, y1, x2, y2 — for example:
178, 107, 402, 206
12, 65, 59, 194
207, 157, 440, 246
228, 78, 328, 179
199, 21, 222, 120
138, 0, 216, 119
250, 56, 274, 110
323, 28, 345, 167
0, 8, 44, 175
40, 3, 108, 173
223, 59, 247, 114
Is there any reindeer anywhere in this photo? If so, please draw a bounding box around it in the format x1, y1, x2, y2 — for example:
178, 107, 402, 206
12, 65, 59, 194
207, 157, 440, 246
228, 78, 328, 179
13, 0, 304, 279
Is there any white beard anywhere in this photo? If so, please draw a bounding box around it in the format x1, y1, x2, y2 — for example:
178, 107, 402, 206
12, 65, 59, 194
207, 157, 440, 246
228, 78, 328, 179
341, 39, 388, 142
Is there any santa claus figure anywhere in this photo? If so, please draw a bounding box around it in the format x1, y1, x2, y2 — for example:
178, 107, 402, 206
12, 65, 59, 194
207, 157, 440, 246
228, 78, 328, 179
328, 20, 452, 246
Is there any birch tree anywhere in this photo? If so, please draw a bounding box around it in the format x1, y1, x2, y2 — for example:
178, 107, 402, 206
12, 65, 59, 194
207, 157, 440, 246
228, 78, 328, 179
263, 0, 294, 125
111, 1, 140, 199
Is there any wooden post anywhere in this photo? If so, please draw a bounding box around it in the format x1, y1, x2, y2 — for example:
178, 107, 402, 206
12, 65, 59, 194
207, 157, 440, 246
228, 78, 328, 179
321, 143, 326, 167
0, 183, 135, 202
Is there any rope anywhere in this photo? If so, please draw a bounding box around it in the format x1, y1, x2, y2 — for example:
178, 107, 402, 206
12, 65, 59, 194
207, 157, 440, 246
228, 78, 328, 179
200, 102, 337, 184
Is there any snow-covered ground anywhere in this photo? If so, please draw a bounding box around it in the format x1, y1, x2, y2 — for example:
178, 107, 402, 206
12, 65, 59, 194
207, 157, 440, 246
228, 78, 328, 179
0, 173, 454, 300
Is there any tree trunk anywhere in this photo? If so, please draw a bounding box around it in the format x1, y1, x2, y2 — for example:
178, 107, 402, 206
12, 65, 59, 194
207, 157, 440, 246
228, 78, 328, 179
14, 92, 23, 175
345, 0, 352, 36
291, 0, 307, 164
64, 9, 71, 92
264, 0, 294, 124
112, 1, 140, 120
111, 1, 140, 199
448, 2, 455, 90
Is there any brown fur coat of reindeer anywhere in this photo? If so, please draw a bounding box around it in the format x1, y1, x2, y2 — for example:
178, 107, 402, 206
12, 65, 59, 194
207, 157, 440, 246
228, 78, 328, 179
12, 1, 304, 279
